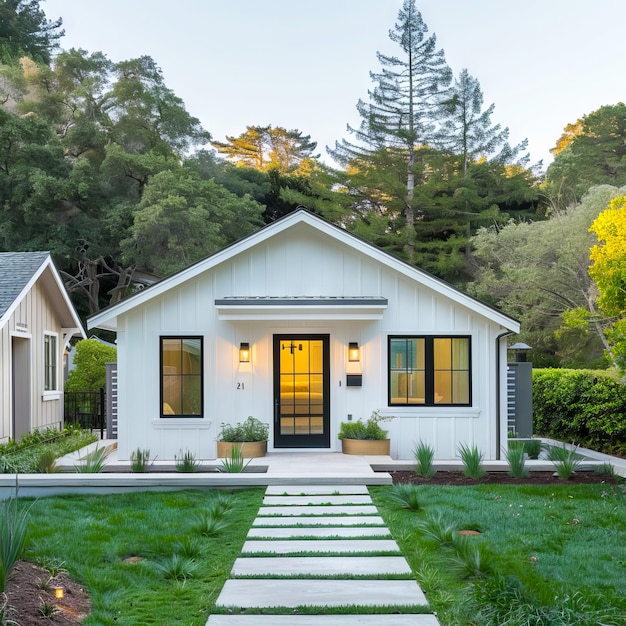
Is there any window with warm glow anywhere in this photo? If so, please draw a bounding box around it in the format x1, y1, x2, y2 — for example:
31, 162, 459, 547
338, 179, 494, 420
160, 337, 203, 417
388, 336, 471, 406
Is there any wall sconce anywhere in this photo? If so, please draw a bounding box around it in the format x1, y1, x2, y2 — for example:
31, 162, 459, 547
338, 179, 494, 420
239, 342, 250, 363
54, 587, 65, 599
348, 342, 360, 362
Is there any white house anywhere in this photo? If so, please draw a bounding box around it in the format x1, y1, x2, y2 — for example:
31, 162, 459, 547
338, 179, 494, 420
88, 210, 519, 461
0, 252, 85, 442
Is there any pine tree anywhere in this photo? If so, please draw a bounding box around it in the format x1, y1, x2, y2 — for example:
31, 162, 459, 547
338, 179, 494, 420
328, 0, 452, 261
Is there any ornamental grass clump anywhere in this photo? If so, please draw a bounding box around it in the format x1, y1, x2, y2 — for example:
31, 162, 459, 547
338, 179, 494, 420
413, 440, 436, 477
218, 445, 251, 473
504, 442, 529, 478
458, 443, 486, 479
175, 450, 199, 472
0, 496, 30, 593
130, 448, 152, 473
387, 484, 421, 511
548, 443, 581, 479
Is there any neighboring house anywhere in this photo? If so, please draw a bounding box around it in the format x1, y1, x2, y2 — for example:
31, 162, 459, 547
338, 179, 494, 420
0, 252, 85, 442
88, 210, 520, 461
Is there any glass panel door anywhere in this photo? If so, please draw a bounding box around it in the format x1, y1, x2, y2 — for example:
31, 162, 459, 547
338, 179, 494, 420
273, 334, 330, 448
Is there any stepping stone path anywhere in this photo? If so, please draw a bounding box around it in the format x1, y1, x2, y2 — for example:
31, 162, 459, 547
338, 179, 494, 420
206, 485, 439, 625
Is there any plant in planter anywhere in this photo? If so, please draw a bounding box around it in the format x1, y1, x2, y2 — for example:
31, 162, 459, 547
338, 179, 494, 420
216, 416, 269, 458
338, 410, 394, 455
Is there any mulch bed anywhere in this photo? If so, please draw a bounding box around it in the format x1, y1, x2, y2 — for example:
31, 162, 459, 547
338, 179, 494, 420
390, 470, 620, 485
4, 561, 90, 625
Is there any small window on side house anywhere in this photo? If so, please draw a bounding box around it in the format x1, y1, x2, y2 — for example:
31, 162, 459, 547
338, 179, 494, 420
44, 333, 58, 391
160, 337, 203, 418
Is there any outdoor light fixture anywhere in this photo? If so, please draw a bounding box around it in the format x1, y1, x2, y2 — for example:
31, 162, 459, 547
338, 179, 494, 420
239, 342, 250, 363
348, 342, 360, 362
54, 587, 65, 599
509, 342, 532, 363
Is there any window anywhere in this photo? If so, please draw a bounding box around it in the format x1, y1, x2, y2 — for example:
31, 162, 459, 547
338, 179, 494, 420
160, 337, 203, 418
44, 333, 58, 391
388, 336, 471, 406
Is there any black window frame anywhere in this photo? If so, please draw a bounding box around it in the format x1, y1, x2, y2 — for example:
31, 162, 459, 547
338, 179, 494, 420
159, 336, 204, 418
388, 335, 472, 407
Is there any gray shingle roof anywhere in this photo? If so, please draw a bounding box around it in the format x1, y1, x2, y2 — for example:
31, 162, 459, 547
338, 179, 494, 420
0, 251, 50, 318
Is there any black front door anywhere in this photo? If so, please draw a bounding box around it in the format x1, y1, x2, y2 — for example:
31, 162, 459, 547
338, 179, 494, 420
273, 334, 330, 448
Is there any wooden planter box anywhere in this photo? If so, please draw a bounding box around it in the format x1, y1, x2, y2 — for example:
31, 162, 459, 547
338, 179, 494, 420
216, 440, 267, 458
341, 438, 390, 455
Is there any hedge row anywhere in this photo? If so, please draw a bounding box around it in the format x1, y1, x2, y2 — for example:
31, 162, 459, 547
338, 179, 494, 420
532, 369, 626, 455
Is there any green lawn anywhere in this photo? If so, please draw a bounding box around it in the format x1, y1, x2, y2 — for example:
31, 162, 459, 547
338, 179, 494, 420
21, 488, 263, 625
372, 482, 626, 626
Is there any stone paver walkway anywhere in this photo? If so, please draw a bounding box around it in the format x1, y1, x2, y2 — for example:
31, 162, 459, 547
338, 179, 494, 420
206, 485, 439, 625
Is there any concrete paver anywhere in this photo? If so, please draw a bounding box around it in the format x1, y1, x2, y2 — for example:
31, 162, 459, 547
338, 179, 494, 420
256, 505, 378, 516
265, 485, 370, 495
248, 526, 390, 538
207, 615, 440, 625
263, 495, 373, 505
232, 555, 411, 576
241, 539, 400, 554
216, 579, 428, 608
252, 515, 385, 526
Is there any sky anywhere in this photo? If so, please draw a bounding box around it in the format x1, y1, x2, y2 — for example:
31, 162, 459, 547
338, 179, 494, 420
42, 0, 626, 171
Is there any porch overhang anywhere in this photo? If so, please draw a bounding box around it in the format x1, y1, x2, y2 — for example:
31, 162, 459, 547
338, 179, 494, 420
214, 296, 388, 320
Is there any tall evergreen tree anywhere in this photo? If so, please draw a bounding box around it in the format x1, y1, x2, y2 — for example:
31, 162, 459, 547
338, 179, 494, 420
328, 0, 452, 261
437, 68, 528, 174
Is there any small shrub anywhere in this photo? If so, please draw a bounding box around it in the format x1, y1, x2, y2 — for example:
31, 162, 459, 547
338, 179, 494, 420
338, 411, 393, 440
413, 440, 436, 477
175, 450, 199, 473
504, 444, 528, 478
458, 443, 486, 479
387, 484, 421, 511
130, 448, 152, 473
547, 443, 581, 479
218, 416, 269, 442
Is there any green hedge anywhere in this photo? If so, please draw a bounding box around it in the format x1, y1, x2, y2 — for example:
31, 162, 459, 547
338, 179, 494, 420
532, 369, 626, 454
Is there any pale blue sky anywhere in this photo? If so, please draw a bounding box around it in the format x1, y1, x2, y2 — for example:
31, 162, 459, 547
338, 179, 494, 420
43, 0, 626, 170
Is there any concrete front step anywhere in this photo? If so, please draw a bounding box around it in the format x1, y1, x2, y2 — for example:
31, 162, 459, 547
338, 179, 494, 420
256, 505, 378, 516
265, 485, 370, 495
207, 615, 440, 625
252, 515, 386, 527
241, 539, 400, 554
216, 579, 428, 608
232, 555, 411, 576
263, 495, 373, 506
248, 526, 390, 538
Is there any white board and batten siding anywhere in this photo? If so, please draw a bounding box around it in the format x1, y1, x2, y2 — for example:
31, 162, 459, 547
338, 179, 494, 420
90, 211, 519, 461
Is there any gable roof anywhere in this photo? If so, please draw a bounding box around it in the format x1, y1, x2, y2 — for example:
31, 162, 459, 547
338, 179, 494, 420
0, 251, 86, 339
88, 209, 520, 333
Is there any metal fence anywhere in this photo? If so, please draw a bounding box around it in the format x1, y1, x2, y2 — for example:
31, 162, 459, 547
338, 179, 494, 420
64, 388, 105, 439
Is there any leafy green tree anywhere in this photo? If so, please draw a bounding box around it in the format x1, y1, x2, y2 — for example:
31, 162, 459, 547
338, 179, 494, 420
0, 0, 63, 65
212, 125, 318, 172
121, 168, 265, 276
65, 338, 117, 392
329, 0, 453, 262
469, 185, 624, 367
545, 104, 626, 206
